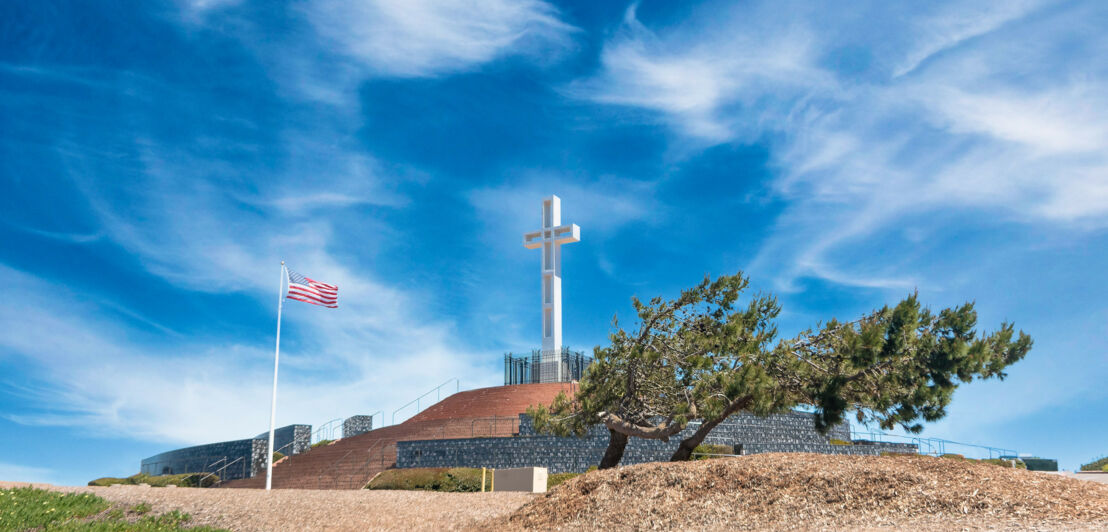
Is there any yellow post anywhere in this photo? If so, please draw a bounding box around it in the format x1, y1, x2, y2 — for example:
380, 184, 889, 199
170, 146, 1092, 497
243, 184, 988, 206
481, 467, 486, 492
491, 468, 495, 492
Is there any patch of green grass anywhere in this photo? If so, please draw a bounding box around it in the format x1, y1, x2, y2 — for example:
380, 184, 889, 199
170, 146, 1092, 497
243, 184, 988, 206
938, 454, 1026, 468
0, 487, 109, 529
310, 440, 334, 449
1080, 456, 1108, 472
367, 467, 489, 492
88, 473, 219, 488
692, 444, 735, 459
547, 472, 579, 489
54, 509, 227, 531
0, 487, 228, 530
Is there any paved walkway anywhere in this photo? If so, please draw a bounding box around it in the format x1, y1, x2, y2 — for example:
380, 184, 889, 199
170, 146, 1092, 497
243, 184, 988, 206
1066, 472, 1108, 484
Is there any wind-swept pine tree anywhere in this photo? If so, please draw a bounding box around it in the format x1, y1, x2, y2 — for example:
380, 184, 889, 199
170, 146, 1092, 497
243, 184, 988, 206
528, 272, 1032, 468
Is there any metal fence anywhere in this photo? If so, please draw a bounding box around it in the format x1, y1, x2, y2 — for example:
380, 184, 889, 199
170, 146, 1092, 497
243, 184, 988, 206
850, 430, 1018, 460
504, 348, 591, 385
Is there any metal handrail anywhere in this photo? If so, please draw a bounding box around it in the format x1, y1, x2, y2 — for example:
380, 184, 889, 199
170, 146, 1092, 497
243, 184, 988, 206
366, 410, 383, 431
312, 418, 344, 444
205, 456, 244, 487
347, 439, 386, 489
391, 378, 459, 425
470, 416, 520, 437
851, 430, 1017, 459
190, 457, 227, 487
318, 448, 355, 489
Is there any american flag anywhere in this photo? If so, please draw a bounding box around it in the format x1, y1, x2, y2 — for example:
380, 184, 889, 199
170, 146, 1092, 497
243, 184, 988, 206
286, 268, 338, 308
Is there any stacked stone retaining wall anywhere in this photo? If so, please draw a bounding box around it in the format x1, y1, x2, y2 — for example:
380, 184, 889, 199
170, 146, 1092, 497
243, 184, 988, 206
342, 416, 374, 439
141, 424, 310, 481
397, 412, 917, 474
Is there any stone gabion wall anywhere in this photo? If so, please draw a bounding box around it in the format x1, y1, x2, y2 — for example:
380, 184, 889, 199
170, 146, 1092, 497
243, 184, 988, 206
141, 424, 311, 482
292, 425, 311, 454
141, 438, 258, 481
253, 424, 311, 456
702, 411, 853, 444
397, 412, 917, 474
342, 416, 374, 439
249, 439, 269, 478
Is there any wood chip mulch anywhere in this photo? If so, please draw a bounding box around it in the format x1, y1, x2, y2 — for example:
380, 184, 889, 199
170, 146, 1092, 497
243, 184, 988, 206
501, 453, 1108, 531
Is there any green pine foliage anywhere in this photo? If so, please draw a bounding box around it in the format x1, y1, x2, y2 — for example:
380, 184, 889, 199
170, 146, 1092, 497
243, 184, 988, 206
529, 271, 1033, 468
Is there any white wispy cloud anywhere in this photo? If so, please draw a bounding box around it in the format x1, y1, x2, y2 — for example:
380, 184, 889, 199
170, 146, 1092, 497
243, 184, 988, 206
303, 0, 577, 79
468, 173, 658, 244
576, 0, 1108, 291
0, 257, 494, 446
7, 125, 495, 446
571, 0, 1108, 430
891, 1, 1043, 77
0, 462, 58, 485
569, 3, 829, 144
167, 0, 578, 108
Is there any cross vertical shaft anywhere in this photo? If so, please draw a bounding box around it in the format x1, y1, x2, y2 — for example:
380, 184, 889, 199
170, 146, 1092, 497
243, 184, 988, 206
523, 195, 580, 382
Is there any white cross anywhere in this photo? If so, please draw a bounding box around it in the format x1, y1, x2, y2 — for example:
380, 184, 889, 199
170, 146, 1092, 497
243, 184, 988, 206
523, 195, 580, 382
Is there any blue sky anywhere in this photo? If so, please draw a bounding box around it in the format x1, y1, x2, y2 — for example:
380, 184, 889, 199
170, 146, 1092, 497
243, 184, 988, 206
1, 0, 1106, 484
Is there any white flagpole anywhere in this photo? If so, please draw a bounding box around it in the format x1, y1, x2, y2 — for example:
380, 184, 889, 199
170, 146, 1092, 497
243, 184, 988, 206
266, 261, 286, 491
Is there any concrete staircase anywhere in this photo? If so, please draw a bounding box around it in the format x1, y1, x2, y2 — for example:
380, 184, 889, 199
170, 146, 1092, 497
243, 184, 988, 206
220, 382, 575, 490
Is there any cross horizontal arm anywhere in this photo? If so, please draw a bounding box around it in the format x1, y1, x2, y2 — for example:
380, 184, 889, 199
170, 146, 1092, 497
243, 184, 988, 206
523, 224, 580, 249
553, 224, 580, 244
523, 231, 544, 249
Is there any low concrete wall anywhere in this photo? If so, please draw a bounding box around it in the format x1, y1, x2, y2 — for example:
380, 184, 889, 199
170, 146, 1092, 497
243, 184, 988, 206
494, 467, 547, 493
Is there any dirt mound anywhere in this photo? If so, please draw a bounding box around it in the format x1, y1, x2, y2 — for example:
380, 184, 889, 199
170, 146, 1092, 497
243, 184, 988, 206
506, 453, 1108, 531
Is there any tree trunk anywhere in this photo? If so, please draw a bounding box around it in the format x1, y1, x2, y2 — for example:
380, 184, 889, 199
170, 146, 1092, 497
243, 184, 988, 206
669, 397, 752, 462
669, 416, 725, 461
598, 429, 629, 469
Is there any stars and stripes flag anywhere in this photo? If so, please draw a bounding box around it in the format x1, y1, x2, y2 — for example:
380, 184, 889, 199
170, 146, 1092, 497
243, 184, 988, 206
285, 268, 338, 308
